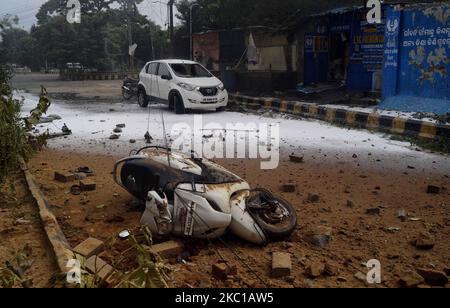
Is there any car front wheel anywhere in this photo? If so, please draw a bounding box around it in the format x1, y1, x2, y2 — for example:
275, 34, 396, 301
138, 89, 149, 108
174, 94, 185, 114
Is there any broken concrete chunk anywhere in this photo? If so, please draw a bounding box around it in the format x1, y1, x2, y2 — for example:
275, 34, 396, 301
148, 241, 183, 259
416, 268, 448, 286
398, 209, 407, 222
427, 185, 440, 194
212, 263, 237, 281
306, 262, 325, 278
85, 255, 114, 282
54, 171, 75, 183
73, 237, 104, 258
307, 193, 320, 203
324, 263, 339, 276
289, 154, 304, 163
398, 270, 425, 288
281, 184, 296, 193
271, 252, 291, 278
74, 173, 87, 180
312, 225, 332, 247
80, 180, 96, 192
366, 207, 380, 215
414, 238, 435, 250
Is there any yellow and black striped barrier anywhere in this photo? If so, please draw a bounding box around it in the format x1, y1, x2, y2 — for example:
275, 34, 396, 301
60, 72, 138, 81
229, 94, 450, 140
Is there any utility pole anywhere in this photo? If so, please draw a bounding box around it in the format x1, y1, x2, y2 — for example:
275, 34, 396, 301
149, 25, 156, 60
189, 3, 199, 60
126, 0, 134, 71
168, 0, 175, 57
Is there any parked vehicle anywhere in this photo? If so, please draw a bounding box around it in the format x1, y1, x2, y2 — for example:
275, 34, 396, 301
65, 62, 83, 70
113, 146, 297, 244
122, 77, 139, 100
137, 59, 228, 114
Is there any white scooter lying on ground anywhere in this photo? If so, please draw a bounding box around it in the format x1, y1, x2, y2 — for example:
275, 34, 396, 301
113, 146, 297, 244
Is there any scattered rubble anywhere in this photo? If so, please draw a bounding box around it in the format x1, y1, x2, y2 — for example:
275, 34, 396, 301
14, 218, 31, 225
109, 134, 120, 140
54, 171, 75, 183
289, 154, 304, 163
74, 173, 87, 180
85, 255, 115, 284
398, 209, 407, 222
147, 241, 183, 259
212, 262, 238, 281
80, 180, 96, 192
398, 270, 425, 288
366, 207, 380, 215
312, 225, 332, 247
73, 237, 105, 258
324, 263, 338, 277
271, 252, 292, 278
354, 271, 367, 283
413, 238, 435, 250
416, 268, 448, 286
281, 184, 296, 193
70, 185, 82, 195
427, 185, 440, 194
306, 262, 325, 278
307, 192, 320, 203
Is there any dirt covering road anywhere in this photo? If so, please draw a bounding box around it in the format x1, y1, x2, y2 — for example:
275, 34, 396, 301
0, 170, 58, 288
27, 148, 450, 288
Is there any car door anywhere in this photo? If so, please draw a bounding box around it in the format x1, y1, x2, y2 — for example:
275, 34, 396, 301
148, 62, 159, 101
140, 63, 151, 95
156, 63, 172, 104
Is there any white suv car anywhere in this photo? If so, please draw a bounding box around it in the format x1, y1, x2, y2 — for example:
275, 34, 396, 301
137, 59, 228, 114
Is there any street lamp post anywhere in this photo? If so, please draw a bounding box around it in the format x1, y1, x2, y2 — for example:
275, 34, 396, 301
190, 3, 199, 60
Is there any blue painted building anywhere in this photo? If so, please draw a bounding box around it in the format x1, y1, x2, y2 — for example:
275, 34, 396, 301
381, 3, 450, 114
302, 7, 385, 91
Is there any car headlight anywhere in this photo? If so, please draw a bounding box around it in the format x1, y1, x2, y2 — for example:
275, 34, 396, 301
217, 83, 225, 91
178, 82, 199, 91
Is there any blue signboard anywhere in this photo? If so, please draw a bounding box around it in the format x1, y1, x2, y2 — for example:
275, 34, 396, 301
381, 4, 450, 114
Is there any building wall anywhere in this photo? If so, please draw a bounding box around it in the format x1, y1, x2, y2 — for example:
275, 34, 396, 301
247, 33, 297, 72
193, 32, 220, 71
382, 3, 450, 114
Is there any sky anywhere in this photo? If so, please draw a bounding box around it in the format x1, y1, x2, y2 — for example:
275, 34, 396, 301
0, 0, 179, 30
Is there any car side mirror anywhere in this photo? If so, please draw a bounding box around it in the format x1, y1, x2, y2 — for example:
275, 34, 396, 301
161, 74, 171, 80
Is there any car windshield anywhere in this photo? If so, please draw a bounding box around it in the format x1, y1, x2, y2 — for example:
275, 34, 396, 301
170, 63, 212, 78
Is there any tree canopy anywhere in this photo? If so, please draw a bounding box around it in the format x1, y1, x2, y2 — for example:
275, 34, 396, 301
0, 0, 168, 71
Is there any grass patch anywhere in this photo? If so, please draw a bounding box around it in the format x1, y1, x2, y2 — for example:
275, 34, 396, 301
389, 135, 450, 154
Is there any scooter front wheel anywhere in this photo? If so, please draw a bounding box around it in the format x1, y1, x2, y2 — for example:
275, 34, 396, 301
248, 190, 297, 241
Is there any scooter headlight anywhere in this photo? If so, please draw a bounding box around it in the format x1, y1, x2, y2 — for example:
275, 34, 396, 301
178, 82, 199, 91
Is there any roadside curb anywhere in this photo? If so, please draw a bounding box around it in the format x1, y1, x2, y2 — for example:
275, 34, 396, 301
19, 160, 74, 274
60, 72, 139, 81
229, 94, 450, 140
